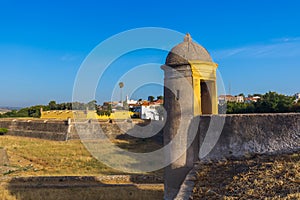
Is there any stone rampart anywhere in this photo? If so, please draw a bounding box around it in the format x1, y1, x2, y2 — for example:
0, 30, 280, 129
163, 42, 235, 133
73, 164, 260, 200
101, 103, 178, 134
0, 119, 69, 141
0, 119, 137, 141
199, 113, 300, 160
168, 113, 300, 199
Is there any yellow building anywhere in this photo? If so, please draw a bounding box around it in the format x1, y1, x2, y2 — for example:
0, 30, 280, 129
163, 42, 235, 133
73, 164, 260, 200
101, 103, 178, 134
40, 109, 132, 120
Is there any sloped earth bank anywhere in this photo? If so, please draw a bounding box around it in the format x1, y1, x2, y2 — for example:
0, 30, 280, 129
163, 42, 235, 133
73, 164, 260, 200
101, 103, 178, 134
192, 152, 300, 199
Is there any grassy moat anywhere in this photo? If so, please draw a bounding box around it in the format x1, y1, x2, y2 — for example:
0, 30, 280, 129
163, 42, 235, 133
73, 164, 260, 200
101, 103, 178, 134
0, 136, 163, 200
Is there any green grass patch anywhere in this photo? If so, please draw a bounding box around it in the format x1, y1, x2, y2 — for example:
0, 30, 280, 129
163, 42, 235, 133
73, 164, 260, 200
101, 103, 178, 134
0, 128, 8, 135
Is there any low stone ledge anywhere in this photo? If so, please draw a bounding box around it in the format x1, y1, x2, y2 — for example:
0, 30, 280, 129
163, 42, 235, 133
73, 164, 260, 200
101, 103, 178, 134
8, 175, 164, 188
174, 167, 198, 200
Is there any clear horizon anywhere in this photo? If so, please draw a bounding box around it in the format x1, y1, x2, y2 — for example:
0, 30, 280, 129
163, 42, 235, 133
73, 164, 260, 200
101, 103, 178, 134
1, 1, 300, 107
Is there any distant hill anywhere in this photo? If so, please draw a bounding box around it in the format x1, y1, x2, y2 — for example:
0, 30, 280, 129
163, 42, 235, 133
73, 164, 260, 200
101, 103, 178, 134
0, 108, 11, 114
0, 107, 22, 114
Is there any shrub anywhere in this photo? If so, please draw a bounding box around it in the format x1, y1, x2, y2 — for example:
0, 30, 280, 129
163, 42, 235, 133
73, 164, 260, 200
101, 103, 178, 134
0, 128, 8, 135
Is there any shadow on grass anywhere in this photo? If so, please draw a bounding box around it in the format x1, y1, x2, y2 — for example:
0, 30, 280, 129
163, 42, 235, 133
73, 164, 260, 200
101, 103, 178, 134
7, 176, 163, 200
115, 120, 164, 152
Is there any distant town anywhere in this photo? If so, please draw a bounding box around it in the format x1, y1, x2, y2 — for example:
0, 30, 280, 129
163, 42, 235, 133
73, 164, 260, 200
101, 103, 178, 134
219, 92, 300, 104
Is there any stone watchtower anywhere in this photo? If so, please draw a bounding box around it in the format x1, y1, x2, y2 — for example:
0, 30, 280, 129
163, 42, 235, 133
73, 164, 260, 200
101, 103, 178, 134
162, 34, 218, 199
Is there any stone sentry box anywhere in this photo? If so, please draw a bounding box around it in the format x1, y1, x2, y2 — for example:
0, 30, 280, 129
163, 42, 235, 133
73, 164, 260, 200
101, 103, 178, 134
161, 34, 218, 199
161, 34, 300, 200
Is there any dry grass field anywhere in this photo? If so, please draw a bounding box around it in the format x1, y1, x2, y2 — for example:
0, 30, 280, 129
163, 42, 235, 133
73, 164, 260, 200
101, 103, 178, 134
192, 152, 300, 199
0, 136, 118, 176
0, 136, 163, 200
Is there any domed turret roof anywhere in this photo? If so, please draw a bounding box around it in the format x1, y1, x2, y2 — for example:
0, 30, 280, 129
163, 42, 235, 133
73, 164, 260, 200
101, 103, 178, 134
165, 33, 212, 66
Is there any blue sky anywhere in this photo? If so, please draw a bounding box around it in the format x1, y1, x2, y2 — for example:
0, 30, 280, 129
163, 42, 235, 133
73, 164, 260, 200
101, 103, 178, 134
0, 0, 300, 107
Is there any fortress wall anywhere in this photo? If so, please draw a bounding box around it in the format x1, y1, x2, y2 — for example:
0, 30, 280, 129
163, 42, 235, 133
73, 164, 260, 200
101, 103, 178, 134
199, 113, 300, 160
0, 119, 13, 129
67, 120, 137, 140
0, 118, 136, 141
0, 119, 69, 141
1, 114, 299, 154
174, 113, 300, 200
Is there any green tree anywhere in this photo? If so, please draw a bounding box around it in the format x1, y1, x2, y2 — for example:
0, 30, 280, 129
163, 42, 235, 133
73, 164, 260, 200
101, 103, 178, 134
226, 102, 253, 114
226, 91, 295, 114
96, 102, 112, 117
72, 102, 85, 110
148, 96, 155, 102
157, 95, 164, 100
86, 100, 97, 110
0, 105, 49, 118
255, 91, 294, 113
138, 99, 143, 104
291, 101, 300, 112
48, 100, 57, 110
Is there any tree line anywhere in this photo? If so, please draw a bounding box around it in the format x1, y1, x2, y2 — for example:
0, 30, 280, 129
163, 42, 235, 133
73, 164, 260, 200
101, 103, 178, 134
221, 92, 300, 114
1, 92, 299, 118
0, 100, 98, 118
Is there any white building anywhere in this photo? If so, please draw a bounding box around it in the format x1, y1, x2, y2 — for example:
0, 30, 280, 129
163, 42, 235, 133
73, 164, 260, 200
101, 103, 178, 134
295, 93, 300, 103
218, 95, 244, 104
252, 96, 261, 102
126, 95, 137, 105
140, 104, 160, 120
236, 95, 244, 103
